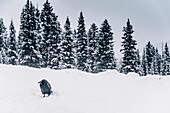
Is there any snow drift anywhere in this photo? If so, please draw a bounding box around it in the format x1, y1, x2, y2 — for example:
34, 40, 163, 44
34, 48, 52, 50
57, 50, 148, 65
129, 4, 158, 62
0, 64, 170, 113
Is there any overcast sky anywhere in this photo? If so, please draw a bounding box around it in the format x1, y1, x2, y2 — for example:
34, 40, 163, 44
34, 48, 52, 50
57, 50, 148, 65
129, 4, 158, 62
0, 0, 169, 57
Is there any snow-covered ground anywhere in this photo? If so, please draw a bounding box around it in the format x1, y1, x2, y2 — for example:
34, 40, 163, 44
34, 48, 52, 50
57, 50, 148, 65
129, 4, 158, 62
0, 64, 170, 113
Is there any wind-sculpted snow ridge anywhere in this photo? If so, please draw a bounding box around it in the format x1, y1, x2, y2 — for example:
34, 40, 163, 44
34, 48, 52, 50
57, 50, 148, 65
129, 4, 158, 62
0, 64, 170, 113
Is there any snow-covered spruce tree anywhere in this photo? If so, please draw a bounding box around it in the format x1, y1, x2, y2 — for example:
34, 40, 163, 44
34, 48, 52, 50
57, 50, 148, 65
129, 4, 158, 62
141, 48, 147, 76
153, 48, 162, 75
29, 2, 42, 67
17, 0, 30, 62
164, 43, 170, 75
0, 18, 8, 64
40, 0, 53, 68
157, 50, 162, 75
164, 43, 169, 57
46, 13, 62, 70
151, 46, 156, 75
86, 23, 99, 73
76, 12, 88, 71
7, 20, 18, 65
98, 19, 116, 72
72, 29, 77, 68
60, 16, 74, 69
135, 49, 141, 74
35, 4, 42, 52
41, 0, 62, 69
145, 41, 155, 75
120, 19, 137, 74
152, 48, 157, 75
162, 43, 169, 75
18, 0, 41, 68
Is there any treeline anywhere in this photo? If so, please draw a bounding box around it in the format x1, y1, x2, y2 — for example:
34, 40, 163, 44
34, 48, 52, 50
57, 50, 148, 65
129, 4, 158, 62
0, 0, 169, 76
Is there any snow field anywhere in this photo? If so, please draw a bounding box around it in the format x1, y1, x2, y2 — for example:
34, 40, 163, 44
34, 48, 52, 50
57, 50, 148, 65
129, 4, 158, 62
0, 64, 170, 113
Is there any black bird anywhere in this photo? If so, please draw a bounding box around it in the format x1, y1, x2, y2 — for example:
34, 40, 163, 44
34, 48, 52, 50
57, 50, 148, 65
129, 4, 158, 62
38, 79, 52, 97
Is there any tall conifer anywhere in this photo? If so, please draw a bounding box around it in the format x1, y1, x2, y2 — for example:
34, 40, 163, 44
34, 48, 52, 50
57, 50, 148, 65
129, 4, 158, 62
86, 23, 99, 73
76, 12, 87, 71
60, 16, 74, 69
120, 19, 137, 74
7, 20, 18, 65
41, 0, 62, 69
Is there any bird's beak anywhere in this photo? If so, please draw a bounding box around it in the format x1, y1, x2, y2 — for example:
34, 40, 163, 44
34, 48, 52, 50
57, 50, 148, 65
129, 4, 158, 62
38, 81, 41, 84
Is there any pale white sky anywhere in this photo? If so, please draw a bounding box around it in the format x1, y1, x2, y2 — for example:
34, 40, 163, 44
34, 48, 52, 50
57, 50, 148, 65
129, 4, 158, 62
0, 0, 169, 57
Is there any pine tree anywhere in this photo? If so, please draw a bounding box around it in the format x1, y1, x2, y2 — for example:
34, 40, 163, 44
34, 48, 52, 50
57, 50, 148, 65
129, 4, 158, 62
18, 0, 30, 56
164, 43, 169, 57
164, 43, 169, 75
153, 48, 162, 75
40, 0, 53, 68
162, 43, 169, 75
76, 12, 88, 71
0, 18, 8, 64
145, 41, 155, 74
41, 0, 62, 69
60, 16, 74, 69
7, 20, 18, 65
35, 5, 41, 32
135, 49, 141, 74
18, 0, 41, 68
72, 29, 77, 68
141, 48, 147, 76
29, 2, 42, 67
97, 19, 116, 72
35, 4, 42, 51
120, 19, 137, 74
49, 13, 62, 69
86, 23, 99, 73
157, 53, 162, 75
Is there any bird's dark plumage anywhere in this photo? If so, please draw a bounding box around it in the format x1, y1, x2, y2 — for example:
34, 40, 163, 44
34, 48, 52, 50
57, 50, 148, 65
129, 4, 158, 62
38, 79, 52, 97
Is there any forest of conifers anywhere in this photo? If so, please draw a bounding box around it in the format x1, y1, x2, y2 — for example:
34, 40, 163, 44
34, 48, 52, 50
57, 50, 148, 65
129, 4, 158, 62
0, 0, 169, 76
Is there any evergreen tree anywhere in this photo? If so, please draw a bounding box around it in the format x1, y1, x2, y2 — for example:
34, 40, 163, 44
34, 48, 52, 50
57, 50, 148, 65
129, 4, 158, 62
40, 0, 53, 68
145, 41, 155, 74
164, 43, 169, 57
29, 2, 42, 67
97, 19, 116, 72
86, 23, 99, 73
7, 20, 18, 65
153, 48, 162, 75
0, 18, 8, 64
164, 43, 169, 75
48, 14, 62, 70
60, 16, 74, 69
76, 12, 88, 71
18, 0, 30, 56
135, 49, 141, 74
35, 4, 42, 50
35, 5, 41, 32
18, 0, 41, 68
41, 0, 62, 69
120, 19, 137, 74
72, 29, 77, 68
157, 52, 162, 75
162, 43, 169, 75
165, 43, 170, 75
141, 48, 147, 76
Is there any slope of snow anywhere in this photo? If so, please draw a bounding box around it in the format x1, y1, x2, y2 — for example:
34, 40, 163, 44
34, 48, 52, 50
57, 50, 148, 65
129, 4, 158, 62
0, 64, 170, 113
